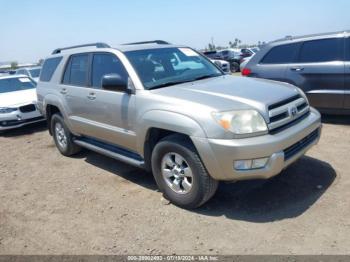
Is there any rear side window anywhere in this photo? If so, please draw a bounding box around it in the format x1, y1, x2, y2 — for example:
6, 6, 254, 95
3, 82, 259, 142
261, 43, 300, 64
62, 54, 89, 86
91, 53, 128, 88
40, 57, 63, 82
298, 38, 343, 63
346, 38, 350, 61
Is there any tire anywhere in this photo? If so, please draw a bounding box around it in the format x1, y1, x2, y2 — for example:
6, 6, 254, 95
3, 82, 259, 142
50, 113, 81, 156
151, 134, 218, 209
230, 62, 240, 73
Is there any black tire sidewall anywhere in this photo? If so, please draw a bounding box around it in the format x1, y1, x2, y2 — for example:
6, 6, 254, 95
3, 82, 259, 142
51, 114, 75, 156
231, 62, 239, 72
152, 140, 206, 208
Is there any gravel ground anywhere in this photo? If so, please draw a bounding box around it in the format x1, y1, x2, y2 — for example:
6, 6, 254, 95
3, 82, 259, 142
0, 116, 349, 255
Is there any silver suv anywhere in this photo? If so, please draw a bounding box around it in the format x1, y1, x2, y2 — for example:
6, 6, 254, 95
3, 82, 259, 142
36, 41, 321, 208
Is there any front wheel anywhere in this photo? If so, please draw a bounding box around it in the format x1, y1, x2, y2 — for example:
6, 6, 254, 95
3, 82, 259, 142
151, 134, 218, 209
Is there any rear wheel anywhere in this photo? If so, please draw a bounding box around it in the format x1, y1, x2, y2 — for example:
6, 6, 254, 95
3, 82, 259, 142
151, 134, 218, 209
230, 62, 240, 73
51, 113, 81, 156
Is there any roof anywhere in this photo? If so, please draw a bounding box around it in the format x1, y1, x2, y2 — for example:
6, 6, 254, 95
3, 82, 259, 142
17, 66, 41, 71
115, 43, 184, 52
0, 74, 29, 80
269, 30, 350, 45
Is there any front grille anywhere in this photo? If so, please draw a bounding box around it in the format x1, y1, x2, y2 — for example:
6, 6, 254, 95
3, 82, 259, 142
284, 128, 319, 161
268, 94, 310, 134
19, 104, 36, 113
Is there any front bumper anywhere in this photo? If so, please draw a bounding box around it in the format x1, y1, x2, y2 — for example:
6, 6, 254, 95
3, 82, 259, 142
0, 106, 45, 131
192, 108, 322, 181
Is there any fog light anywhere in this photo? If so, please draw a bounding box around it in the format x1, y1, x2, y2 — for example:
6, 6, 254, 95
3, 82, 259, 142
252, 158, 269, 169
234, 157, 269, 171
234, 160, 252, 170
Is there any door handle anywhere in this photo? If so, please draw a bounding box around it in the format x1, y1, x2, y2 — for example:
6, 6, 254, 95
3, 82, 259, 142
60, 88, 67, 94
290, 67, 304, 72
87, 92, 96, 100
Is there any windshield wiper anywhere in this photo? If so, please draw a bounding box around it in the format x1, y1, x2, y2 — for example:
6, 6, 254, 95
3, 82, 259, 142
191, 74, 220, 81
148, 80, 193, 90
148, 74, 221, 90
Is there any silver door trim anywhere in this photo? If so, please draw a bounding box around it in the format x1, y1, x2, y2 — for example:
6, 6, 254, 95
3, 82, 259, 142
307, 89, 344, 94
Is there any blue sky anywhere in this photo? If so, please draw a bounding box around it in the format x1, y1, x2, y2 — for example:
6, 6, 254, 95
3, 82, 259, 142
1, 0, 349, 62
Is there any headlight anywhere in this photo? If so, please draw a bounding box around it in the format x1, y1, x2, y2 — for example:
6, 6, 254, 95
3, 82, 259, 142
212, 109, 267, 135
0, 107, 17, 114
297, 88, 309, 104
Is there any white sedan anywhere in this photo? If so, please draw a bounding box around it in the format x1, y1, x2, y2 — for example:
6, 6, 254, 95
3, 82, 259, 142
0, 75, 44, 131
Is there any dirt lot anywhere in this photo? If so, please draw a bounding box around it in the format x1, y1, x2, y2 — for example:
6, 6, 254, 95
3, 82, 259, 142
0, 116, 350, 255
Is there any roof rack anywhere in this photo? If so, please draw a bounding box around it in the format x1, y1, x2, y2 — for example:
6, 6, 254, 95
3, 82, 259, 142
123, 40, 170, 45
52, 42, 111, 54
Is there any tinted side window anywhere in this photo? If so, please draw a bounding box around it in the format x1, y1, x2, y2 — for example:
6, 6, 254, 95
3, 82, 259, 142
261, 43, 300, 64
346, 38, 350, 61
62, 54, 89, 86
298, 38, 343, 63
91, 53, 128, 88
40, 57, 63, 82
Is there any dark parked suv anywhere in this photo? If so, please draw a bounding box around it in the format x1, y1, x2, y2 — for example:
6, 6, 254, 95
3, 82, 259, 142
242, 31, 350, 114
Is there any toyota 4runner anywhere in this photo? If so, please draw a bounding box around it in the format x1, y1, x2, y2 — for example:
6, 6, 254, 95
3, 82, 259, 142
36, 41, 321, 209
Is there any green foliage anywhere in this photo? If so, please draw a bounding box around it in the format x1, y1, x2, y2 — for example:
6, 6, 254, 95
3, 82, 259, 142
10, 61, 18, 70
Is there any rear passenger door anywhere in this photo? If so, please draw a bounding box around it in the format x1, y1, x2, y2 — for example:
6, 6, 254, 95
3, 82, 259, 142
344, 37, 350, 109
255, 42, 300, 82
286, 37, 345, 110
61, 53, 91, 133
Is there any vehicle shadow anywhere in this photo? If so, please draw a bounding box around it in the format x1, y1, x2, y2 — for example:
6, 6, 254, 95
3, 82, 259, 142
81, 151, 335, 222
196, 156, 336, 222
83, 151, 158, 191
322, 114, 350, 125
0, 121, 47, 137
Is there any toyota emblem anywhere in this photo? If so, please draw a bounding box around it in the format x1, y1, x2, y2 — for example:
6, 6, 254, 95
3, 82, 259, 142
290, 106, 298, 117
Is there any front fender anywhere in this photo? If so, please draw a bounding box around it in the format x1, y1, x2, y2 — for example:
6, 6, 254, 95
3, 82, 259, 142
136, 110, 207, 155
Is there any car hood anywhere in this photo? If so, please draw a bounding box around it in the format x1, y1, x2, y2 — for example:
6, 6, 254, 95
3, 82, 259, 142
0, 89, 38, 107
151, 75, 300, 117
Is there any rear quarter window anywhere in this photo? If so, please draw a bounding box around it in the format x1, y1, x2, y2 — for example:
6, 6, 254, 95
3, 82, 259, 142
40, 57, 63, 82
260, 43, 300, 64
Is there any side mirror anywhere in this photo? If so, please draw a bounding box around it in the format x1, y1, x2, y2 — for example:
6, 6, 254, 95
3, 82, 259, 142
102, 74, 128, 92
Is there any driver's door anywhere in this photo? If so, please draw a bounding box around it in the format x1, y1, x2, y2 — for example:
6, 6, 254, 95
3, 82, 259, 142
82, 52, 137, 151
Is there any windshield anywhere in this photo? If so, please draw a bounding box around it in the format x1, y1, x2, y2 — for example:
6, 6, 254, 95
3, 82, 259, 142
0, 77, 36, 94
29, 68, 41, 78
125, 47, 223, 90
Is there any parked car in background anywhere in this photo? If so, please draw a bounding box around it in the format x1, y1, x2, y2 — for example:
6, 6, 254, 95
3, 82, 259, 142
37, 41, 321, 208
240, 47, 259, 58
203, 50, 221, 60
217, 49, 241, 72
16, 66, 41, 82
210, 59, 230, 73
242, 31, 350, 114
239, 55, 253, 71
196, 51, 231, 73
0, 75, 44, 131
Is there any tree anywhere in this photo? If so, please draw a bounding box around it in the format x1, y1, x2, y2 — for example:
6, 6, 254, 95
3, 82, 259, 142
208, 43, 216, 51
229, 38, 242, 48
10, 61, 18, 70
